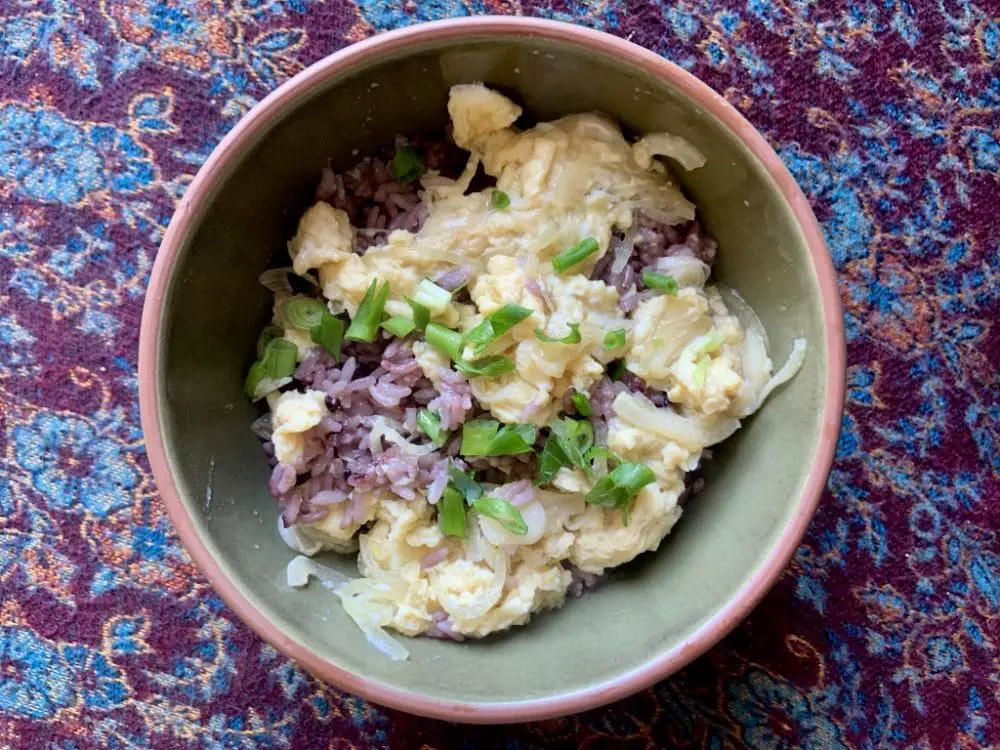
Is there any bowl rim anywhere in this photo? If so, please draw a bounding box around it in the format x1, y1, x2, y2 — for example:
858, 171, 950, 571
139, 16, 846, 724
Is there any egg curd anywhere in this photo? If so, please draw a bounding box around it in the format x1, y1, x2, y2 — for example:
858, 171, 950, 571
254, 85, 805, 659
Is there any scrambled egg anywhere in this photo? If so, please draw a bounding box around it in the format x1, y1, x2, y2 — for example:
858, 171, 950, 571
270, 390, 327, 466
274, 84, 774, 642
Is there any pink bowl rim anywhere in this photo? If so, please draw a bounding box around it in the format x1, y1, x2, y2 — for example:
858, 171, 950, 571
139, 16, 846, 724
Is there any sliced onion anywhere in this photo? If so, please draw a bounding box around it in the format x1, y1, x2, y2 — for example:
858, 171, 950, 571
741, 338, 807, 417
652, 256, 710, 288
479, 500, 546, 546
285, 555, 352, 590
259, 267, 294, 295
633, 133, 707, 171
714, 284, 770, 351
640, 199, 696, 226
368, 416, 436, 457
278, 517, 325, 556
610, 222, 639, 276
613, 392, 740, 449
336, 578, 410, 662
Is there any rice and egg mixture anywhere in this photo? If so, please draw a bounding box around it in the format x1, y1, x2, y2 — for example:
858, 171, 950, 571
246, 84, 806, 659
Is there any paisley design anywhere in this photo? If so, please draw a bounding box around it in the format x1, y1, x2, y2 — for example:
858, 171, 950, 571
0, 1, 996, 747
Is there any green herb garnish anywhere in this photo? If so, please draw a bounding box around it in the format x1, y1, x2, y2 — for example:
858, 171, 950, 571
310, 312, 344, 359
490, 190, 511, 209
345, 279, 390, 343
642, 271, 678, 295
535, 437, 570, 487
552, 237, 600, 274
381, 316, 415, 338
390, 144, 424, 185
454, 355, 516, 378
692, 355, 711, 389
447, 463, 483, 503
534, 323, 581, 345
460, 419, 536, 456
438, 487, 468, 537
244, 337, 297, 399
413, 279, 452, 314
473, 496, 528, 535
607, 359, 627, 381
465, 304, 534, 354
283, 297, 326, 331
571, 392, 592, 417
603, 328, 627, 350
405, 296, 430, 329
416, 409, 449, 447
425, 322, 463, 361
551, 418, 595, 476
256, 325, 283, 358
585, 462, 656, 525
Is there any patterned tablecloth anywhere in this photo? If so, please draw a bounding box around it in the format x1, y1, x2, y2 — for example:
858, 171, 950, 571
0, 1, 997, 748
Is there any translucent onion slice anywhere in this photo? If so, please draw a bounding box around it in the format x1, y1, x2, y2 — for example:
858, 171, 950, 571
285, 555, 352, 589
652, 256, 710, 289
278, 518, 325, 556
714, 284, 771, 351
741, 338, 808, 417
368, 416, 436, 457
612, 392, 740, 450
479, 500, 546, 546
336, 579, 410, 662
259, 267, 294, 295
632, 133, 707, 171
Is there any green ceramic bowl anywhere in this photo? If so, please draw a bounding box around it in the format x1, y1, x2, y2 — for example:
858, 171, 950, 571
139, 18, 845, 723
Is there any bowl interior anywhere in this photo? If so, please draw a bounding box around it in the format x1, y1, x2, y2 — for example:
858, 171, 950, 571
155, 33, 833, 711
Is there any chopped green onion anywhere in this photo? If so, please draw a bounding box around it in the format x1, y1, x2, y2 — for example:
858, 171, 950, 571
460, 420, 536, 456
447, 463, 483, 503
256, 325, 283, 359
454, 355, 516, 378
425, 323, 463, 361
413, 279, 452, 314
244, 338, 297, 399
551, 418, 595, 477
585, 462, 656, 525
416, 409, 448, 447
534, 323, 581, 345
473, 496, 527, 535
405, 296, 430, 329
345, 279, 390, 343
310, 313, 344, 359
571, 392, 592, 417
585, 446, 622, 464
642, 271, 679, 295
692, 355, 710, 389
490, 190, 511, 210
603, 328, 627, 351
535, 436, 570, 487
697, 330, 724, 354
283, 297, 326, 330
607, 359, 627, 381
466, 304, 534, 354
381, 316, 415, 338
390, 144, 424, 185
552, 237, 600, 274
438, 487, 467, 537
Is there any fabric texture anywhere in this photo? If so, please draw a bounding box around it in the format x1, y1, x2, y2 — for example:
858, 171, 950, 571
0, 1, 998, 747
